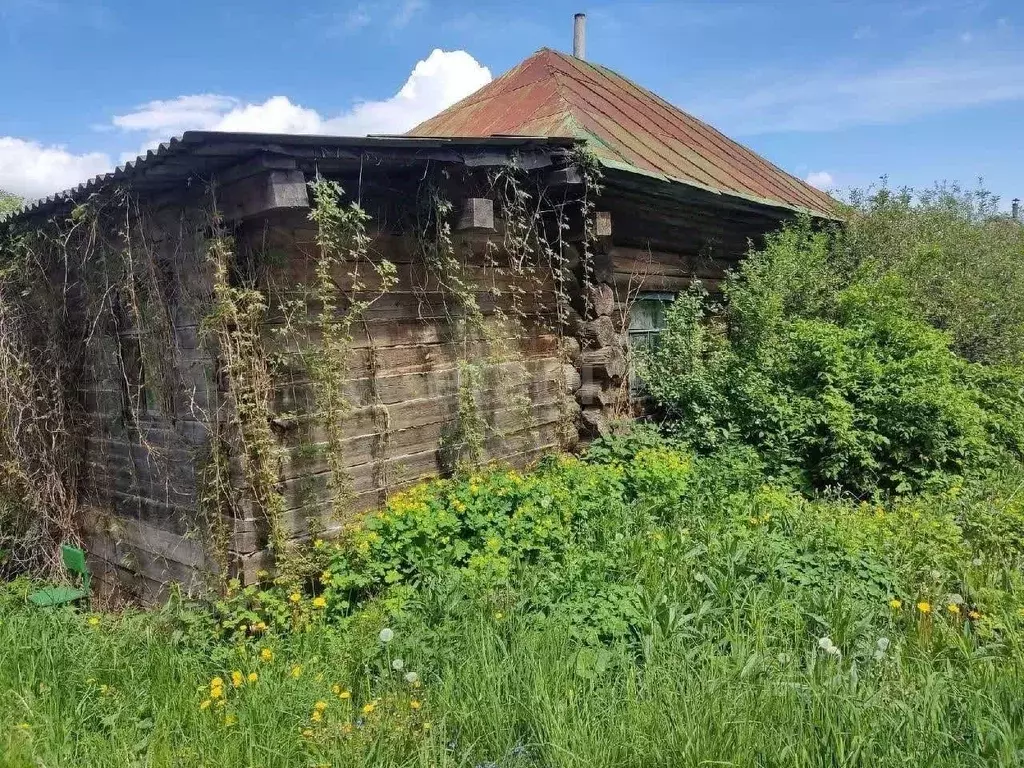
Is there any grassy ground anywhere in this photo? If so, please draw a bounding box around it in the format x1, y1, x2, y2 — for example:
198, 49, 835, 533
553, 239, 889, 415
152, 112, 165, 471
2, 581, 1023, 767
3, 443, 1024, 767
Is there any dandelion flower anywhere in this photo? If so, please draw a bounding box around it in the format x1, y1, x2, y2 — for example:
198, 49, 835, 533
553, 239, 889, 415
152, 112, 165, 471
302, 728, 314, 738
817, 636, 841, 658
224, 713, 237, 726
247, 672, 258, 683
339, 690, 352, 700
332, 684, 341, 695
314, 700, 328, 712
410, 700, 422, 710
379, 628, 394, 643
200, 699, 212, 710
404, 671, 419, 684
289, 592, 301, 604
311, 710, 323, 723
312, 596, 327, 609
211, 676, 224, 688
87, 616, 100, 627
888, 599, 902, 610
392, 658, 405, 671
362, 702, 376, 715
260, 648, 274, 662
231, 671, 244, 688
291, 665, 303, 679
917, 601, 932, 614
968, 610, 981, 620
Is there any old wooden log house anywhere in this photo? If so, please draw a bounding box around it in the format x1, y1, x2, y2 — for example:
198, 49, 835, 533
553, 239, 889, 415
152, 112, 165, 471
0, 40, 834, 601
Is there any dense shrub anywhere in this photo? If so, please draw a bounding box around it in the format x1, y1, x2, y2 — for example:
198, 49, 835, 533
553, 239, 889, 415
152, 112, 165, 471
840, 184, 1024, 366
640, 216, 1024, 496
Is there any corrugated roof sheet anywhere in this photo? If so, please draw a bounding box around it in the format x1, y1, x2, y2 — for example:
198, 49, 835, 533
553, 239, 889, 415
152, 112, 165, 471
2, 132, 574, 224
410, 48, 837, 218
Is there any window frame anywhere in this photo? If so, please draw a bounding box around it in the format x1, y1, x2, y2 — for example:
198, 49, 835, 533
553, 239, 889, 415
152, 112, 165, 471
627, 291, 676, 396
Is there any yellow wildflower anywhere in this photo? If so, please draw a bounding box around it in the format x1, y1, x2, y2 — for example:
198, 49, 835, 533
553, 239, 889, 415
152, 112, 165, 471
210, 686, 223, 700
320, 570, 332, 585
210, 676, 224, 688
224, 713, 238, 726
87, 616, 100, 627
917, 601, 932, 614
423, 722, 432, 731
362, 702, 376, 715
311, 710, 323, 723
409, 700, 422, 710
231, 671, 244, 688
199, 699, 211, 710
494, 611, 504, 620
291, 665, 303, 679
332, 684, 341, 695
968, 610, 981, 620
888, 599, 902, 610
947, 604, 961, 616
339, 690, 351, 700
314, 700, 328, 712
260, 647, 274, 662
289, 592, 301, 604
301, 728, 314, 738
247, 672, 258, 683
312, 596, 327, 609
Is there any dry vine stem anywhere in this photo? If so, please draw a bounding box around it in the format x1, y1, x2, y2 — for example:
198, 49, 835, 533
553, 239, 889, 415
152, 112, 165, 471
0, 150, 607, 586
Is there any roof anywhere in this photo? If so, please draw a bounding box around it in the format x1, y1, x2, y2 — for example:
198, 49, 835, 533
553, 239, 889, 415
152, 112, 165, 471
3, 131, 575, 224
410, 48, 837, 219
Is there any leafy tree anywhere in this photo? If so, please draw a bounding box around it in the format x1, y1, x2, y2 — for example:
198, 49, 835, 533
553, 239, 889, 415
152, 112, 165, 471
839, 183, 1024, 366
0, 190, 22, 217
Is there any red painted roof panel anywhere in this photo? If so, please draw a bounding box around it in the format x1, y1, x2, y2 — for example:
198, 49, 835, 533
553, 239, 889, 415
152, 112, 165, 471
410, 48, 836, 217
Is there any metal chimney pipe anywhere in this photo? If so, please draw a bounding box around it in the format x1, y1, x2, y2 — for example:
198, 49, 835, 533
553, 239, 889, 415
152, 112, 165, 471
573, 13, 586, 59
1013, 198, 1020, 221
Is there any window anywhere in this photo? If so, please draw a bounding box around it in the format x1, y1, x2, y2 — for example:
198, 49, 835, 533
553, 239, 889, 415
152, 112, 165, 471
628, 291, 675, 394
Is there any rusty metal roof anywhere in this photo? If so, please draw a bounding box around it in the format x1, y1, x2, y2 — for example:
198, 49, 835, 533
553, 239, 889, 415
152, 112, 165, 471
410, 48, 837, 218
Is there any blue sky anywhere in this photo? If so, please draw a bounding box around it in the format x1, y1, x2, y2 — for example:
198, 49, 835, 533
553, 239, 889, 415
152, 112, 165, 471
1, 0, 1022, 208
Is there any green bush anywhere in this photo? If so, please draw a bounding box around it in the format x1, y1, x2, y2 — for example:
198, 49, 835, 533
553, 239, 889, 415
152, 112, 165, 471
840, 183, 1024, 366
640, 219, 1024, 496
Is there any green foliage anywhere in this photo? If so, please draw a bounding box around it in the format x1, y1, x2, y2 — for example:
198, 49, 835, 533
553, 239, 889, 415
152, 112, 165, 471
641, 216, 1024, 496
6, 431, 1024, 766
840, 183, 1024, 366
0, 190, 21, 217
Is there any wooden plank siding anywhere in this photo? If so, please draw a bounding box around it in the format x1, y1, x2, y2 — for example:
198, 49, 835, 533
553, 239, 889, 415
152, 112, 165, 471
78, 194, 572, 598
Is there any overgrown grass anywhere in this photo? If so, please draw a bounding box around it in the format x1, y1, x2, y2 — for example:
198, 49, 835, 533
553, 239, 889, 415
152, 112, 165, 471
3, 438, 1024, 767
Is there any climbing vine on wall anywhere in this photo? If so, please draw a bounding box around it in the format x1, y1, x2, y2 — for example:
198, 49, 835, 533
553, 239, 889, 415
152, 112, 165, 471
0, 149, 600, 586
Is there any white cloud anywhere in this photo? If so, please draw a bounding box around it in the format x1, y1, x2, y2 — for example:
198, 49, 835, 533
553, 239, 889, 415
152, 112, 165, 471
690, 53, 1024, 134
0, 137, 112, 199
322, 48, 490, 134
344, 4, 372, 32
112, 94, 239, 134
2, 49, 491, 200
805, 171, 834, 190
113, 48, 490, 146
391, 0, 425, 28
